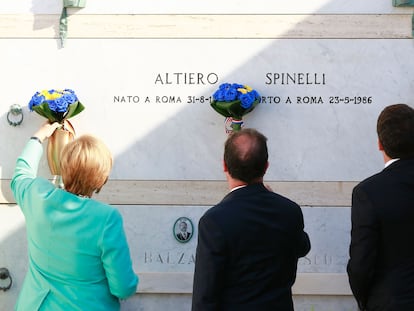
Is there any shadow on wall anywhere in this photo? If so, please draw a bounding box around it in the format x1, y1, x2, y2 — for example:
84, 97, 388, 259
30, 0, 59, 35
0, 206, 27, 310
30, 0, 86, 49
0, 108, 27, 306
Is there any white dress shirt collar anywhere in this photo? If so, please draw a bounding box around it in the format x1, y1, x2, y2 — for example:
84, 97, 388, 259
384, 158, 399, 168
230, 185, 247, 192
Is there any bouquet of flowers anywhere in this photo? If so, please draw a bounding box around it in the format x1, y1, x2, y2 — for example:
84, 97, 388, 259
210, 83, 260, 132
28, 89, 85, 182
28, 89, 84, 123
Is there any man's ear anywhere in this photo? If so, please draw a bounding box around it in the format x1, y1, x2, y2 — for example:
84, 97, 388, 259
223, 160, 228, 172
378, 139, 384, 151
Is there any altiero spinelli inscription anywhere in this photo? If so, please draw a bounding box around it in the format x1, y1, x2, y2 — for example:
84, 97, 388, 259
155, 72, 219, 85
265, 73, 326, 85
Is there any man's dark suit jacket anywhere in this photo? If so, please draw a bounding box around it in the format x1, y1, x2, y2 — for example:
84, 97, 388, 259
192, 183, 311, 311
347, 158, 414, 311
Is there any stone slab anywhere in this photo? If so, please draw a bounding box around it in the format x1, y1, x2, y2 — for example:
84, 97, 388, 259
1, 15, 410, 39
1, 39, 413, 181
122, 294, 358, 311
0, 205, 352, 295
117, 205, 350, 274
0, 0, 407, 14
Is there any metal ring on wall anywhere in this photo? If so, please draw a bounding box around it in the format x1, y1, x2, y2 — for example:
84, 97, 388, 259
7, 104, 24, 127
0, 268, 12, 291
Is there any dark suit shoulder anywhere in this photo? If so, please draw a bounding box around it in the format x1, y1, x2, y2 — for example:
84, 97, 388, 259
202, 183, 302, 223
354, 170, 383, 189
268, 190, 300, 208
356, 158, 414, 192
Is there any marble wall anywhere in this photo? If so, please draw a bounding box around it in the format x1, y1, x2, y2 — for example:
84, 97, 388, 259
0, 0, 403, 13
2, 39, 413, 181
0, 0, 413, 310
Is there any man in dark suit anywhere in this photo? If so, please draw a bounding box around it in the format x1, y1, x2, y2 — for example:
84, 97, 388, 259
347, 104, 414, 311
192, 128, 311, 311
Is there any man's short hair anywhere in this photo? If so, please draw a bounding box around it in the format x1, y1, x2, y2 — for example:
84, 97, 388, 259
224, 128, 268, 183
377, 103, 414, 159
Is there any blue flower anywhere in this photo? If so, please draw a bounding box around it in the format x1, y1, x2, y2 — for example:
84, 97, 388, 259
240, 93, 254, 108
53, 97, 69, 113
28, 92, 45, 110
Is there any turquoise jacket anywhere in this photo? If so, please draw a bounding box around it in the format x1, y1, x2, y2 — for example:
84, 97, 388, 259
11, 139, 138, 311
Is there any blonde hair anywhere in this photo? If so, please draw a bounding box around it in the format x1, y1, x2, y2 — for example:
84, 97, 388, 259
60, 135, 112, 197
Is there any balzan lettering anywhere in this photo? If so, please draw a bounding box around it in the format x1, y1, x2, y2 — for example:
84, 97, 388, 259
155, 72, 219, 85
144, 252, 195, 265
265, 73, 326, 85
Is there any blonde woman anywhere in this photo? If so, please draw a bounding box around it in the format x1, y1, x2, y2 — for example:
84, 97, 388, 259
11, 122, 138, 311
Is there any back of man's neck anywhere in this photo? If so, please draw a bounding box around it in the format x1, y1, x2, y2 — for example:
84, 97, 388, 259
227, 177, 263, 191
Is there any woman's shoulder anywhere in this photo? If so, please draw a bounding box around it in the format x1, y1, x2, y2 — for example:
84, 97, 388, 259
85, 198, 122, 220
